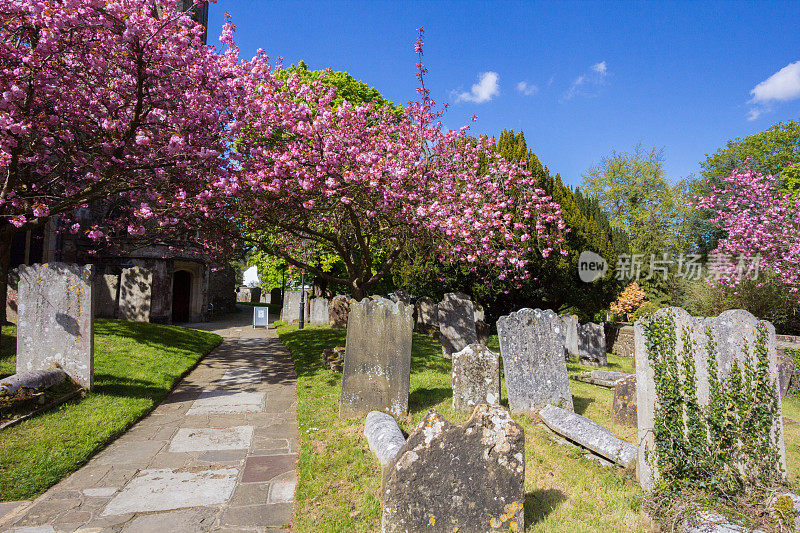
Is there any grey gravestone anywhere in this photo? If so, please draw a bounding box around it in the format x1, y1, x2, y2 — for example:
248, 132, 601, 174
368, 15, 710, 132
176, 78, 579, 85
390, 289, 411, 305
498, 308, 573, 413
452, 343, 500, 412
777, 354, 796, 397
118, 266, 152, 322
414, 296, 437, 334
364, 411, 406, 471
5, 267, 19, 324
94, 273, 119, 318
612, 375, 637, 427
17, 263, 94, 389
437, 292, 477, 359
539, 404, 636, 468
259, 290, 271, 304
339, 297, 413, 418
578, 322, 607, 366
635, 308, 787, 492
382, 405, 525, 532
252, 306, 268, 328
474, 304, 485, 322
236, 287, 250, 303
280, 290, 309, 324
475, 319, 490, 346
562, 314, 579, 360
309, 297, 330, 325
329, 295, 350, 329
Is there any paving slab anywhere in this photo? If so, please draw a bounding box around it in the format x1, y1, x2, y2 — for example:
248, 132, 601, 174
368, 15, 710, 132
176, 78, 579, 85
186, 390, 266, 415
215, 367, 262, 386
1, 308, 298, 532
101, 467, 239, 516
169, 426, 254, 453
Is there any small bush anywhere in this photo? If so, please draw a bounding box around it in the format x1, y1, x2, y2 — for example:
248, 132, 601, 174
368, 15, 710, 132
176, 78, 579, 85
632, 302, 660, 321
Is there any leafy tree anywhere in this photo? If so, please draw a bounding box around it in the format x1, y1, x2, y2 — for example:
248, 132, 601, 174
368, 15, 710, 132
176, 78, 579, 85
610, 282, 647, 321
582, 143, 690, 258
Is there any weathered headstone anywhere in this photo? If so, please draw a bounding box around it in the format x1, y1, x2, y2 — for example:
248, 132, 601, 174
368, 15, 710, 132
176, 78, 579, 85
118, 266, 152, 322
612, 375, 637, 427
390, 289, 411, 305
452, 343, 501, 412
561, 314, 579, 360
777, 354, 796, 397
5, 267, 19, 324
259, 290, 271, 304
437, 292, 477, 359
309, 297, 330, 326
635, 308, 787, 492
339, 297, 413, 418
578, 322, 607, 366
329, 295, 350, 329
94, 273, 119, 318
17, 263, 94, 389
539, 404, 637, 468
497, 308, 573, 413
474, 304, 485, 323
236, 286, 250, 303
414, 296, 437, 334
475, 319, 490, 346
382, 405, 525, 533
280, 290, 309, 324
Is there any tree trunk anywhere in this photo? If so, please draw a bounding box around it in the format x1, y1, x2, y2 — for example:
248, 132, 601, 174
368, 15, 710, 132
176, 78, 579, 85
0, 229, 13, 326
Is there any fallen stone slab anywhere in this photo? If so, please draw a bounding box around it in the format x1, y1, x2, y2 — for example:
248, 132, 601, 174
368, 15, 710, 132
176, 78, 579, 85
571, 370, 633, 389
539, 404, 636, 469
679, 510, 765, 533
364, 411, 406, 470
0, 368, 67, 397
382, 405, 525, 532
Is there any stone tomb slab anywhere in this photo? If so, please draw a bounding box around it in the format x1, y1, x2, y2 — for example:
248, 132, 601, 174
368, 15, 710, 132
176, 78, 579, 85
241, 454, 297, 483
186, 390, 265, 415
216, 367, 262, 386
101, 467, 238, 516
169, 426, 254, 452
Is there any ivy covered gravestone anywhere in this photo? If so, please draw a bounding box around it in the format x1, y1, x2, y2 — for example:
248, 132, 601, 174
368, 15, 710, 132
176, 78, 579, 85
634, 307, 786, 493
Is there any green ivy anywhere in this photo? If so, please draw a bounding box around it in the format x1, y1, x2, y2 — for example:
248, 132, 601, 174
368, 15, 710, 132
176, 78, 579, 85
642, 311, 783, 496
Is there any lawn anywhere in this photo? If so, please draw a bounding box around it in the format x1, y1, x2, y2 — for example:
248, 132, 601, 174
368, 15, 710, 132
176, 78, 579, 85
278, 324, 645, 533
0, 319, 221, 501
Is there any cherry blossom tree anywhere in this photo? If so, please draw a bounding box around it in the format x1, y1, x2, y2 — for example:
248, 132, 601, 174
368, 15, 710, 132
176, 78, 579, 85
217, 28, 566, 299
0, 0, 233, 322
694, 162, 800, 296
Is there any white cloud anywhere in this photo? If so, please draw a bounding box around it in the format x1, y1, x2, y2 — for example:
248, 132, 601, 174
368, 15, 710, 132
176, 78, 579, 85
454, 71, 500, 104
591, 61, 607, 74
747, 60, 800, 121
562, 61, 609, 101
516, 81, 538, 96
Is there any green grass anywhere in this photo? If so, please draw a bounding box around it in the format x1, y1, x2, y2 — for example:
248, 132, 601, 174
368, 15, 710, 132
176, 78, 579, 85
0, 319, 221, 501
278, 325, 644, 532
0, 324, 17, 378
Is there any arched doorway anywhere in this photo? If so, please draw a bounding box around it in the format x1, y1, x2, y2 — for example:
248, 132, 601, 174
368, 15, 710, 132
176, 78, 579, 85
172, 270, 192, 323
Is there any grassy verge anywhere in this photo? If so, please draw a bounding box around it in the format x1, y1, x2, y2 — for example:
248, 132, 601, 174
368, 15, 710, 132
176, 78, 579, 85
278, 325, 643, 532
0, 319, 221, 501
0, 324, 17, 378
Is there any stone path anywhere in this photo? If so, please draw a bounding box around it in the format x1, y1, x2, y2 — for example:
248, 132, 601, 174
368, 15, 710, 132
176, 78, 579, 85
1, 308, 299, 532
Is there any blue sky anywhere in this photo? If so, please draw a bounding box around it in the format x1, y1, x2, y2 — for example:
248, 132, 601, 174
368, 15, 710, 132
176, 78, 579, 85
208, 1, 800, 187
